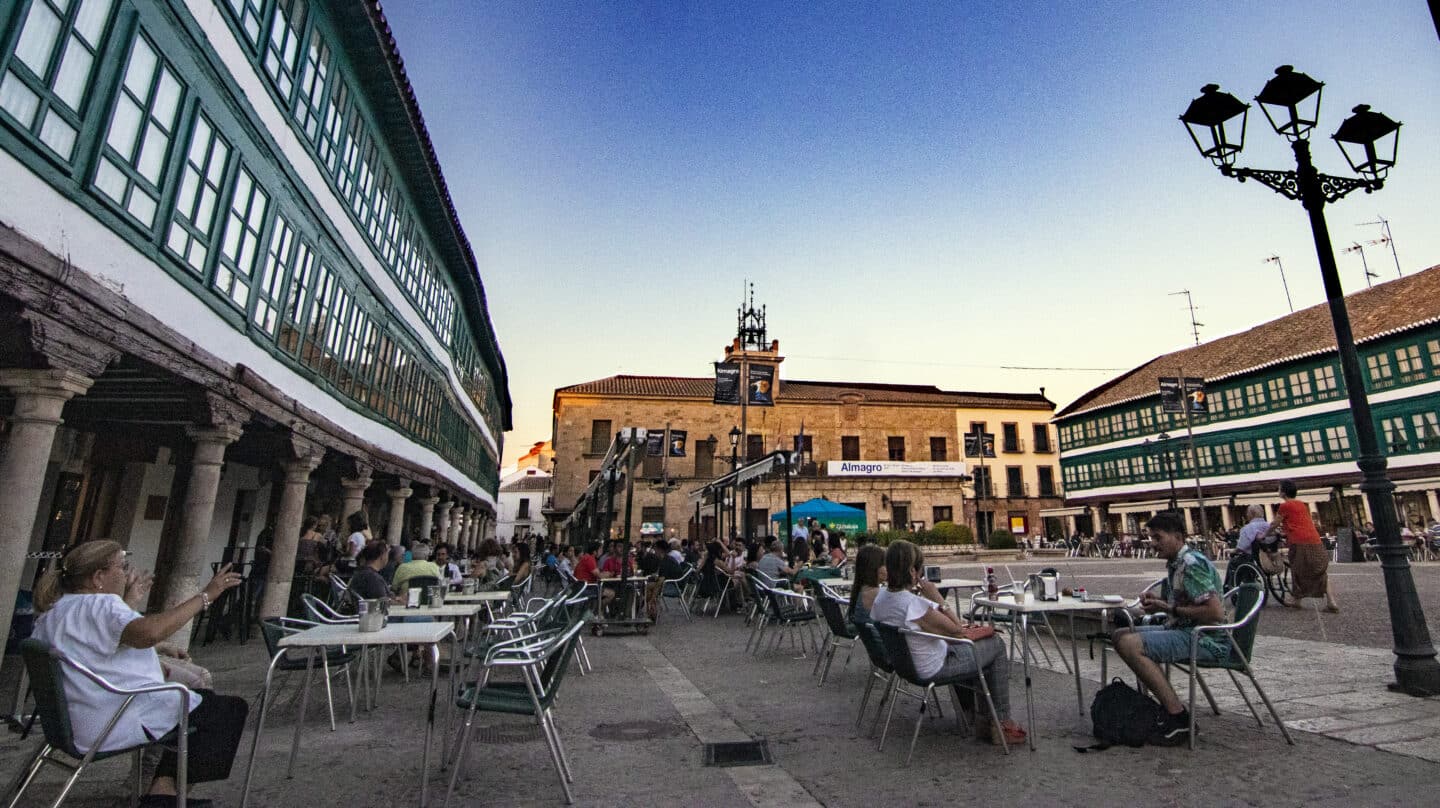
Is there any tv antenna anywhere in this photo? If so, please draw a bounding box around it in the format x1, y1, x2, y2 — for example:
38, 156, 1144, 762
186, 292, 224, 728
1170, 289, 1203, 347
1341, 242, 1379, 289
1359, 216, 1401, 278
1263, 254, 1293, 312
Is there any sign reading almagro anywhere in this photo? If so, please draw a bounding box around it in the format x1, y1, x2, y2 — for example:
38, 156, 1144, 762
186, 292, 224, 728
826, 461, 969, 477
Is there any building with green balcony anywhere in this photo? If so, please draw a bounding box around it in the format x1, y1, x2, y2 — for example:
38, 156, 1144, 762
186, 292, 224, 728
0, 0, 510, 654
1052, 266, 1440, 538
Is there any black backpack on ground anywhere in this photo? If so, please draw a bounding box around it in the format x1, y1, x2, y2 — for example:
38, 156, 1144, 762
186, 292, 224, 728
1087, 678, 1164, 749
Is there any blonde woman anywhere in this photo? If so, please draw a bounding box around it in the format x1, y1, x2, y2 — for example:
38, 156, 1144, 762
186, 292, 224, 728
31, 540, 247, 808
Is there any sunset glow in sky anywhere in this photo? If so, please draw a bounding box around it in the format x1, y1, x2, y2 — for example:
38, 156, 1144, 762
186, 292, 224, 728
382, 2, 1440, 466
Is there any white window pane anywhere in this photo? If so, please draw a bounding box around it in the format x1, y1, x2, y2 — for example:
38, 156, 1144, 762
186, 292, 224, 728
14, 3, 63, 75
167, 224, 188, 254
38, 111, 76, 158
207, 140, 228, 182
238, 236, 257, 273
123, 38, 157, 97
214, 266, 233, 293
153, 69, 181, 127
52, 38, 94, 110
136, 124, 168, 182
188, 242, 206, 270
106, 95, 142, 155
74, 0, 116, 45
196, 187, 217, 229
94, 156, 126, 200
0, 71, 41, 127
188, 116, 212, 161
176, 169, 199, 213
230, 282, 248, 308
127, 188, 157, 226
247, 191, 267, 228
222, 216, 241, 257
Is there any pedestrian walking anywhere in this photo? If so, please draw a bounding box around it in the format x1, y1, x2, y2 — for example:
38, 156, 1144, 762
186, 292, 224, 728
1269, 480, 1339, 613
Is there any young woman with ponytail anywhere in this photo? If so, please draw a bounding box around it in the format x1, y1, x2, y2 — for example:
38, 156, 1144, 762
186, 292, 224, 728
31, 540, 249, 807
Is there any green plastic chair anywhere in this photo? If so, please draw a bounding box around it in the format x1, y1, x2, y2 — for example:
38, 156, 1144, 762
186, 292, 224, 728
8, 638, 192, 808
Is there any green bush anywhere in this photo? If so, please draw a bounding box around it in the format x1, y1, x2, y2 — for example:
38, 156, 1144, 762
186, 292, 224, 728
986, 529, 1018, 549
930, 521, 973, 545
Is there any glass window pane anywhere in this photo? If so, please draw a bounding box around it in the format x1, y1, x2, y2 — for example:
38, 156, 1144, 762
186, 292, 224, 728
152, 69, 181, 128
126, 188, 156, 226
175, 168, 199, 212
93, 156, 126, 200
136, 124, 167, 182
106, 95, 142, 154
123, 37, 157, 96
38, 110, 76, 157
74, 0, 115, 44
51, 38, 94, 110
14, 3, 63, 75
0, 72, 42, 126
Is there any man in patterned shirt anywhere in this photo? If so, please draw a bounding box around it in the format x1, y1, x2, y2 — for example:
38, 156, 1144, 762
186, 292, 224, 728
1113, 512, 1227, 746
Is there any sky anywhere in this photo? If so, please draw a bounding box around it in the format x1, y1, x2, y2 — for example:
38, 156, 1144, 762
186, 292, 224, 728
381, 1, 1440, 467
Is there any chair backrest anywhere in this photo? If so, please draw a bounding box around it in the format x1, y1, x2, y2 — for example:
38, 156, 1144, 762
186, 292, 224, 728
855, 622, 893, 673
405, 575, 440, 591
18, 639, 78, 756
260, 616, 317, 658
816, 593, 854, 638
303, 593, 355, 624
873, 623, 926, 685
1227, 583, 1265, 660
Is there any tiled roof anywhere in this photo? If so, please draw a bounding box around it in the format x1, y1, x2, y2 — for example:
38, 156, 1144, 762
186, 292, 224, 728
556, 375, 1053, 410
1057, 264, 1440, 419
500, 475, 552, 493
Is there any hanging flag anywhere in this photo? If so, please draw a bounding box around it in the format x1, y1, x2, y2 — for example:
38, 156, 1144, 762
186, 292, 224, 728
669, 430, 687, 457
748, 364, 775, 406
646, 430, 665, 456
1159, 377, 1207, 414
714, 363, 741, 404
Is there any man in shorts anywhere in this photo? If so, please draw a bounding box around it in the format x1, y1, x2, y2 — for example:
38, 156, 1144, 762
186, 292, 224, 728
1112, 512, 1227, 746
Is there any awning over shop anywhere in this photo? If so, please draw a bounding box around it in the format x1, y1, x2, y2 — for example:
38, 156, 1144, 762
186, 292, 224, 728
770, 498, 866, 532
1039, 506, 1087, 518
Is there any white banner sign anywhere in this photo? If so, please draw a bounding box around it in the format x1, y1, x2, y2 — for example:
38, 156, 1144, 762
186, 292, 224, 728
827, 461, 968, 477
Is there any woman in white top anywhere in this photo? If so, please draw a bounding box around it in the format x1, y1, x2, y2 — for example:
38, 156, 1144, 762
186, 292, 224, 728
31, 540, 248, 807
868, 540, 1025, 746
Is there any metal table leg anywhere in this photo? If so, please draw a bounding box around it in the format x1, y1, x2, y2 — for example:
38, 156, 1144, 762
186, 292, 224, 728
1021, 615, 1035, 751
240, 651, 288, 808
287, 649, 316, 777
1070, 613, 1083, 715
421, 641, 441, 807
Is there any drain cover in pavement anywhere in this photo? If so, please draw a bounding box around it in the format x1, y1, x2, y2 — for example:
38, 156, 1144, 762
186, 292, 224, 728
702, 740, 772, 768
589, 720, 687, 742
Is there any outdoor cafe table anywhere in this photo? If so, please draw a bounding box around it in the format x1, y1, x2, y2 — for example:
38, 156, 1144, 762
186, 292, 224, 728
241, 621, 456, 807
936, 579, 984, 612
446, 589, 512, 619
973, 594, 1134, 750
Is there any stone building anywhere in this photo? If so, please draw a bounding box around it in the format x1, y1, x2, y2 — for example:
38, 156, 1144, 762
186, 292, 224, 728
496, 466, 550, 544
0, 0, 510, 663
547, 338, 1061, 543
1052, 265, 1440, 538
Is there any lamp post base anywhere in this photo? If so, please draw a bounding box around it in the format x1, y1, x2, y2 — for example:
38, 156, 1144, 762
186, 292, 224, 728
1387, 662, 1440, 697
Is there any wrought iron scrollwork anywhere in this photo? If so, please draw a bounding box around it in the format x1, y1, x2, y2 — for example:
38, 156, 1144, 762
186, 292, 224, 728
1224, 167, 1302, 200
1315, 173, 1376, 203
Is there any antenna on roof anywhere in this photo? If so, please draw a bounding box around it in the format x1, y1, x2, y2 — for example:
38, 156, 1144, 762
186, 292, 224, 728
1263, 254, 1294, 312
1170, 289, 1203, 347
1341, 242, 1378, 289
1359, 216, 1401, 278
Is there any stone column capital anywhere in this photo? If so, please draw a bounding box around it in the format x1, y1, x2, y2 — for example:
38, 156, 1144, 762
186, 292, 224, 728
341, 476, 372, 493
419, 495, 440, 508
282, 454, 322, 482
389, 486, 414, 501
0, 368, 95, 425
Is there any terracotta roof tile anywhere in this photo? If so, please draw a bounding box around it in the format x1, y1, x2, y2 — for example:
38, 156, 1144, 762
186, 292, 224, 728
1057, 264, 1440, 418
556, 375, 1053, 409
500, 476, 552, 493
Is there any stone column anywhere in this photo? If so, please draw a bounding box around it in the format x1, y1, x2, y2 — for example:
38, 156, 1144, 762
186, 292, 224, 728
435, 500, 454, 546
386, 480, 412, 545
448, 506, 465, 546
1263, 502, 1275, 522
417, 495, 439, 544
164, 421, 245, 649
1220, 505, 1234, 530
0, 369, 94, 674
1425, 489, 1440, 523
464, 509, 478, 550
1182, 507, 1196, 534
340, 463, 373, 531
259, 436, 323, 619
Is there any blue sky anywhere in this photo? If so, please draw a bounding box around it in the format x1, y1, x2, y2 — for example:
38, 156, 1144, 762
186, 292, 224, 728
382, 1, 1440, 466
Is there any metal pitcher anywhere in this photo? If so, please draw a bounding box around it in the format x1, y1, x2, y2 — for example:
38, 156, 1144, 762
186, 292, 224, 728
426, 585, 447, 607
357, 599, 388, 632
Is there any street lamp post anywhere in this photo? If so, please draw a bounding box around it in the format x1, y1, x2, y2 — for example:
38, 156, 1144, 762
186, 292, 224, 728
1145, 433, 1180, 512
728, 426, 741, 539
1180, 66, 1440, 696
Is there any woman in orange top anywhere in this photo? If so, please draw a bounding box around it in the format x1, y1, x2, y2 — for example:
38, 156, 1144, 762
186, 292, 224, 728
1269, 479, 1339, 612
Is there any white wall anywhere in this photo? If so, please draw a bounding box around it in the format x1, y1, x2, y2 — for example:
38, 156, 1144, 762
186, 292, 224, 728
111, 461, 176, 576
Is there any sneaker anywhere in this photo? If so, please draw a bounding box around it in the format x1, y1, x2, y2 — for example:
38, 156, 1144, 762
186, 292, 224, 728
1150, 710, 1192, 746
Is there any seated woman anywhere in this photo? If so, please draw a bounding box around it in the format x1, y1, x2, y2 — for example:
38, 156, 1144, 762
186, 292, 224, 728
846, 544, 886, 627
510, 543, 533, 587
827, 534, 847, 567
869, 540, 1025, 746
31, 540, 248, 807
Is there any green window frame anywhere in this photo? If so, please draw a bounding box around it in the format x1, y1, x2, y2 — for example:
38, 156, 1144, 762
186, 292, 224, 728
315, 76, 346, 173
1288, 370, 1313, 404
1233, 440, 1254, 467
1223, 387, 1242, 412
1277, 434, 1298, 464
1395, 344, 1424, 383
1428, 340, 1440, 377
0, 0, 116, 162
261, 0, 305, 101
1266, 377, 1288, 408
165, 110, 230, 274
1212, 443, 1234, 472
1299, 429, 1323, 458
1414, 413, 1440, 451
1256, 437, 1276, 466
224, 0, 266, 50
292, 22, 328, 140
277, 235, 314, 355
93, 29, 183, 229
213, 165, 268, 310
1313, 365, 1337, 394
1382, 416, 1408, 453
251, 212, 294, 336
1325, 425, 1351, 457
300, 260, 335, 368
323, 282, 352, 384
1367, 352, 1394, 388
1244, 382, 1265, 409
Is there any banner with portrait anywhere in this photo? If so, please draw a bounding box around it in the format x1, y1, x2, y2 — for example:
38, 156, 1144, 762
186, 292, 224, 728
748, 364, 775, 406
668, 429, 687, 457
714, 363, 741, 405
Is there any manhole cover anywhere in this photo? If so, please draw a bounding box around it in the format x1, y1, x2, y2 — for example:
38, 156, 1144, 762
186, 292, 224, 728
467, 724, 546, 744
589, 720, 687, 742
702, 740, 772, 768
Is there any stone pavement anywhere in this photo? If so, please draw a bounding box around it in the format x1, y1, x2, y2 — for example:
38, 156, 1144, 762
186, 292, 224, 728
3, 590, 1440, 807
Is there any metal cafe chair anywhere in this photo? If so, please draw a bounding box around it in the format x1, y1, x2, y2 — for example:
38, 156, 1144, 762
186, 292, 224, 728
812, 589, 858, 685
872, 624, 1009, 764
8, 639, 193, 808
258, 617, 358, 732
853, 622, 896, 734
